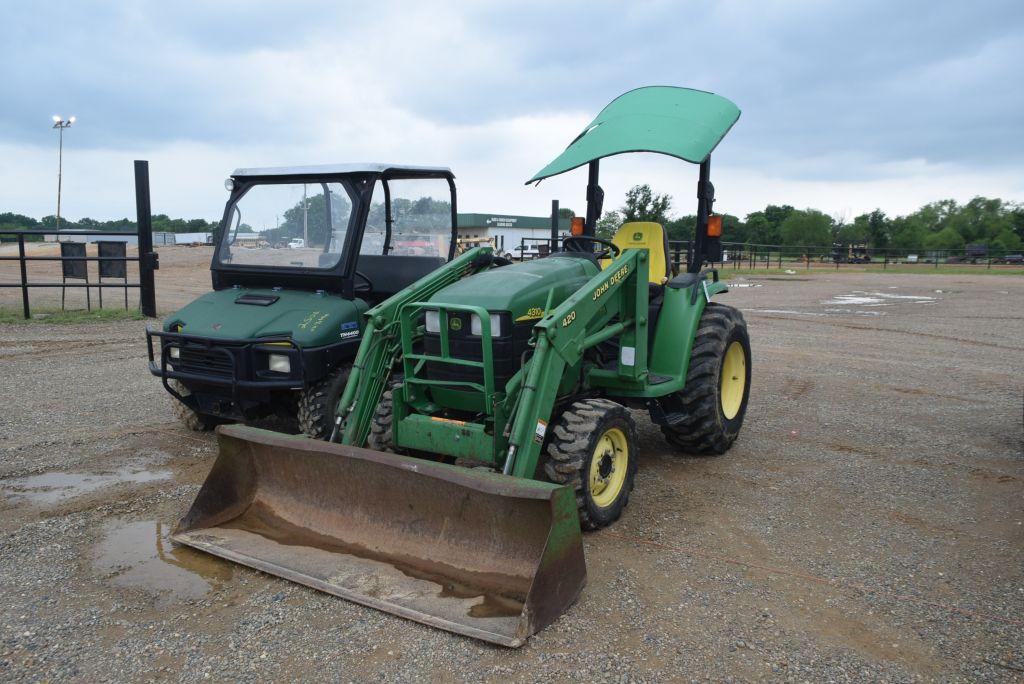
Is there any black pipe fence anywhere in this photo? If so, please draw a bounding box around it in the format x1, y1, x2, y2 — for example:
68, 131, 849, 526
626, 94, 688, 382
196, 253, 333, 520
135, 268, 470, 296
667, 241, 1023, 272
0, 160, 160, 319
512, 235, 1022, 272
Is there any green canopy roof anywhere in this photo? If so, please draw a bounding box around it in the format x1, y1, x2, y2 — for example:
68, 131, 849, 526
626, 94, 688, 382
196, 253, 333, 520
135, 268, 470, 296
527, 86, 740, 184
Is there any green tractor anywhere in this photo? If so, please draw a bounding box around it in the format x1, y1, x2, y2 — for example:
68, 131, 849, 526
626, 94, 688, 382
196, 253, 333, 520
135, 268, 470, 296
147, 164, 459, 437
172, 87, 751, 647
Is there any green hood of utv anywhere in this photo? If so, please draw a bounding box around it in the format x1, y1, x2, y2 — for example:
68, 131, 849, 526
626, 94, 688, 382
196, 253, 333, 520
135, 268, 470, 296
164, 287, 368, 348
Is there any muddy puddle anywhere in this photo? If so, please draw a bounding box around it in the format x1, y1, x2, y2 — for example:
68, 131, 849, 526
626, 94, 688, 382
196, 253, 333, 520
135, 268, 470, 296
94, 520, 233, 601
1, 467, 172, 505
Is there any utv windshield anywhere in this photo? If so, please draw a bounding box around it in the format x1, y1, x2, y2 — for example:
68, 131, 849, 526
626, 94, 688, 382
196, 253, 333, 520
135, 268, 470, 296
218, 181, 356, 269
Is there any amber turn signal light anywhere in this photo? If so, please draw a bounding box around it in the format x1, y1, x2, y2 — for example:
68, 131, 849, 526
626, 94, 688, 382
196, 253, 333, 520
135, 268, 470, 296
570, 217, 585, 235
707, 215, 723, 238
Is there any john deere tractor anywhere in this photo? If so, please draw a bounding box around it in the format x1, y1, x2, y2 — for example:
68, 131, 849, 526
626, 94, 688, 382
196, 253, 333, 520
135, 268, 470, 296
172, 87, 751, 647
147, 164, 459, 436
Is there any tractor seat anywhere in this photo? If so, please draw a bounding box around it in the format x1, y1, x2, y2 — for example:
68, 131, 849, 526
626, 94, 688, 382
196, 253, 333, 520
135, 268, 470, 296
603, 222, 672, 286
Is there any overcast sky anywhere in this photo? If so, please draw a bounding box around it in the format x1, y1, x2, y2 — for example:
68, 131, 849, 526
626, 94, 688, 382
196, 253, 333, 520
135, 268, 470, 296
1, 0, 1022, 224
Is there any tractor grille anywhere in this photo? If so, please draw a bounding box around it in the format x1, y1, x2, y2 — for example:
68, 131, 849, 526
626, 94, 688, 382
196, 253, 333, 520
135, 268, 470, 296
174, 346, 236, 379
423, 315, 531, 388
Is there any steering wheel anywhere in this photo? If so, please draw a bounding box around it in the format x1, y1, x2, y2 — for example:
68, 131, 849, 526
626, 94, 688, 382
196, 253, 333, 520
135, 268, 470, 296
354, 270, 373, 295
563, 235, 621, 261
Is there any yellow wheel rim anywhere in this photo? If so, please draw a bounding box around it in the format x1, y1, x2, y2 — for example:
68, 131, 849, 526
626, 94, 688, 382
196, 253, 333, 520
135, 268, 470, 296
720, 341, 747, 420
588, 427, 629, 508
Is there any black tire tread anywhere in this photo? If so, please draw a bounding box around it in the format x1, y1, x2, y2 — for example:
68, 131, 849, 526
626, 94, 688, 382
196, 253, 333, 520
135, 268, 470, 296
544, 398, 637, 530
297, 365, 351, 440
169, 380, 218, 431
366, 390, 395, 452
661, 303, 749, 455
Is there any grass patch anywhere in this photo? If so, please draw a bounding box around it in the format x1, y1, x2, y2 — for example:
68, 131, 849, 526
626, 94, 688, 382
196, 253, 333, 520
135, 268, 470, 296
0, 307, 148, 325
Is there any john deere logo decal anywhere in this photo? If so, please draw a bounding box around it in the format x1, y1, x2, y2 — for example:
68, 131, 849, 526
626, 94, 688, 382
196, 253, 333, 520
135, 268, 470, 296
449, 317, 462, 331
632, 231, 643, 241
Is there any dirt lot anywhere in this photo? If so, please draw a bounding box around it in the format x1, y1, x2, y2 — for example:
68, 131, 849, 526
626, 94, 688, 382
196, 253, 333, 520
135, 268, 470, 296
0, 258, 1022, 681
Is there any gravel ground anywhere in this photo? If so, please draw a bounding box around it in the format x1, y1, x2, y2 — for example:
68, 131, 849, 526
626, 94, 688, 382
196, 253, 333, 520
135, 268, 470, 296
0, 270, 1021, 682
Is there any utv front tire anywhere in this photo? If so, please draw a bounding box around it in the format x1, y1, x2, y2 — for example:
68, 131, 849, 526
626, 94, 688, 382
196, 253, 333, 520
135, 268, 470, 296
660, 303, 750, 455
297, 364, 352, 440
366, 389, 396, 452
544, 399, 638, 530
168, 380, 220, 432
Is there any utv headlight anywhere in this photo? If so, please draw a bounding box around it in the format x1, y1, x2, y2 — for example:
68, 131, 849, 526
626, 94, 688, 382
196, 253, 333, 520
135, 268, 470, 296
267, 353, 291, 373
168, 346, 180, 359
424, 309, 441, 333
470, 313, 503, 337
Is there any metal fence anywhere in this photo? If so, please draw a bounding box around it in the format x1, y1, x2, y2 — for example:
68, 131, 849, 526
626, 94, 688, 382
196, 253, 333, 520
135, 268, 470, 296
673, 241, 1024, 272
511, 235, 1023, 272
0, 160, 159, 319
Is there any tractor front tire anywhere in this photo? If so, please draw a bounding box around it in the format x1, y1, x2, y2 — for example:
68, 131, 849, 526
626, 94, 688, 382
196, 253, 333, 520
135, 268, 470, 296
544, 399, 638, 530
169, 380, 220, 432
660, 303, 750, 455
297, 364, 352, 440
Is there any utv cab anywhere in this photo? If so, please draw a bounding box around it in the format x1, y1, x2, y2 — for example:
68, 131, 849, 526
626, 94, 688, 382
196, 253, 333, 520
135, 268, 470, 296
147, 163, 458, 436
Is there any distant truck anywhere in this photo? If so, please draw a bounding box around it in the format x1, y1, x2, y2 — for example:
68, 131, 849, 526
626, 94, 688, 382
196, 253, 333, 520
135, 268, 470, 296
287, 238, 305, 249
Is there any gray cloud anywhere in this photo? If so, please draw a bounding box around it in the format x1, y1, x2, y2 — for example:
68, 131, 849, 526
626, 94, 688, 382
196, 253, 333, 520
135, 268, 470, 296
0, 0, 1021, 219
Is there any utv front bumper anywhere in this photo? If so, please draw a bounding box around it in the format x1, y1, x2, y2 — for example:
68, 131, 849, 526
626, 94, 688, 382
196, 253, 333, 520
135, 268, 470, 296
145, 326, 354, 417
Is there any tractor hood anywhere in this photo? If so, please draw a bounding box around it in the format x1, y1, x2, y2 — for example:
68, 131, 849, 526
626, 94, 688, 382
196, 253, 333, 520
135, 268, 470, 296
164, 287, 367, 348
428, 256, 598, 322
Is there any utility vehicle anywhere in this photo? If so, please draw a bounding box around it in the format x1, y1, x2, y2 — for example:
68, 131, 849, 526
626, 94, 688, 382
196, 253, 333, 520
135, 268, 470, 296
146, 164, 458, 436
173, 87, 751, 647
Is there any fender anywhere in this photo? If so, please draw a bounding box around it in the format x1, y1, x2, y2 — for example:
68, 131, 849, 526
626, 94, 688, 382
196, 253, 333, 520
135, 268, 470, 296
613, 271, 728, 398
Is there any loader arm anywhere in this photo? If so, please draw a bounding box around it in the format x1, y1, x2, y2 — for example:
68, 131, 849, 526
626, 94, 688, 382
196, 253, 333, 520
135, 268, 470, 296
503, 249, 650, 478
335, 246, 497, 446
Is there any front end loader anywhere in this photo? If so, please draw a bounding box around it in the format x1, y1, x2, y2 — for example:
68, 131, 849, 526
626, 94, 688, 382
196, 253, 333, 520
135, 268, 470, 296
172, 86, 751, 647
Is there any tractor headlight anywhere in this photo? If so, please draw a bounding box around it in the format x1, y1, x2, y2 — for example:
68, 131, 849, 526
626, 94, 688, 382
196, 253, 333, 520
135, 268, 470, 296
168, 346, 180, 360
267, 353, 291, 373
424, 310, 441, 333
470, 313, 502, 337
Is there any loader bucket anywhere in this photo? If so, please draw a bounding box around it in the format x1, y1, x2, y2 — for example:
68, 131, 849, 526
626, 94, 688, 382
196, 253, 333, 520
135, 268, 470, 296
172, 425, 586, 647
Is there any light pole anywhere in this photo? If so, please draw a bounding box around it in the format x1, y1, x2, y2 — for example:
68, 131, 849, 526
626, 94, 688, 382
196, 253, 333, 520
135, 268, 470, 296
51, 115, 76, 235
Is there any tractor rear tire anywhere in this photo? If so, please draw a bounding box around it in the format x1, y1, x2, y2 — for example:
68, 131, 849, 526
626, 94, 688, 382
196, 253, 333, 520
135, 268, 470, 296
544, 398, 638, 531
660, 303, 750, 455
169, 380, 221, 431
297, 364, 352, 440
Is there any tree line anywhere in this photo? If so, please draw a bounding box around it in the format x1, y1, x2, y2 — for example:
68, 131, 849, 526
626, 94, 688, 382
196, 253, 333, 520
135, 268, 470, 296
0, 212, 218, 242
4, 187, 1023, 253
589, 186, 1024, 253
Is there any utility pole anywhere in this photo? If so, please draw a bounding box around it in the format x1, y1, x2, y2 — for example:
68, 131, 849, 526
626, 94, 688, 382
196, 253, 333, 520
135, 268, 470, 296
302, 184, 308, 246
51, 115, 76, 237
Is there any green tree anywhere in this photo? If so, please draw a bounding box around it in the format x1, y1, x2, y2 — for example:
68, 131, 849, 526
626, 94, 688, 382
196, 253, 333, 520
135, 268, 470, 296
923, 226, 965, 251
622, 184, 672, 224
742, 204, 793, 245
557, 207, 576, 219
888, 216, 928, 249
991, 229, 1023, 253
595, 210, 623, 239
664, 215, 695, 241
779, 209, 832, 246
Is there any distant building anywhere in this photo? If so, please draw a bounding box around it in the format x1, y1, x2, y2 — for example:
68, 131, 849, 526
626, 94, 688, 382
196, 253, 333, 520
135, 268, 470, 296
457, 213, 571, 256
